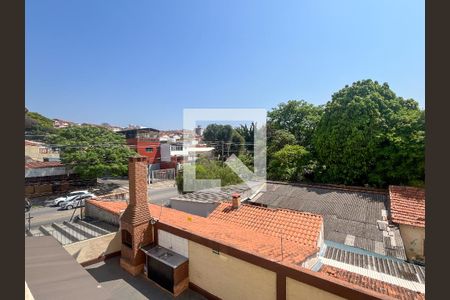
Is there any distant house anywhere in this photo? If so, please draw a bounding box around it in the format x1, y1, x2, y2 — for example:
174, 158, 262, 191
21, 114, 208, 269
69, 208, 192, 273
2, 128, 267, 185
389, 186, 425, 263
53, 118, 73, 128
117, 128, 161, 170
25, 140, 60, 162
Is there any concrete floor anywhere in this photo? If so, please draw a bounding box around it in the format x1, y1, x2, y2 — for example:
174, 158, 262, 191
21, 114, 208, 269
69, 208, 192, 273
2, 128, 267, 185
85, 256, 206, 300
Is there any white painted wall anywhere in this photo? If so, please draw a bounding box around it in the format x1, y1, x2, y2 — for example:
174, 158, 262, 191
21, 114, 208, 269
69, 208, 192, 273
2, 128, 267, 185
158, 229, 188, 257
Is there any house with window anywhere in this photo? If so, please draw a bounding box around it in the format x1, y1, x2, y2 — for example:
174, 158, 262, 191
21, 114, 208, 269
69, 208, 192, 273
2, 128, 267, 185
388, 186, 425, 264
118, 128, 161, 170
25, 140, 60, 162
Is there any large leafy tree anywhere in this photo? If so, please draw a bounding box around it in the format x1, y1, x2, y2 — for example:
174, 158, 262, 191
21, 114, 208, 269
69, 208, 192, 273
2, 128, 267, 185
46, 126, 136, 179
313, 80, 424, 187
268, 145, 311, 182
267, 128, 297, 158
202, 124, 245, 158
268, 100, 324, 148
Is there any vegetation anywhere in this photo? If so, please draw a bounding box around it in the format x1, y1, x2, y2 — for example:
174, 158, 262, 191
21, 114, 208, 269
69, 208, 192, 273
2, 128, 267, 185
313, 80, 424, 187
198, 79, 424, 188
25, 108, 56, 137
202, 124, 245, 158
46, 126, 136, 179
268, 145, 312, 182
176, 158, 243, 193
267, 100, 324, 149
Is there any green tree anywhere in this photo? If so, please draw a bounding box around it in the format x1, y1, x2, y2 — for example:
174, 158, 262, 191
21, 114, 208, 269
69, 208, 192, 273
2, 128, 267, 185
313, 79, 425, 187
267, 128, 297, 157
46, 126, 136, 179
176, 158, 243, 193
268, 145, 311, 182
202, 124, 245, 158
25, 109, 56, 138
268, 100, 324, 148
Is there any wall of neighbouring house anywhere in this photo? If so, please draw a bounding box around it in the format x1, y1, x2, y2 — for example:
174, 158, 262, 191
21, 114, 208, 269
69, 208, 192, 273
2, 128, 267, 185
399, 224, 425, 261
188, 240, 277, 300
85, 202, 120, 226
25, 166, 70, 178
25, 145, 60, 162
63, 232, 121, 264
169, 200, 220, 217
286, 277, 345, 300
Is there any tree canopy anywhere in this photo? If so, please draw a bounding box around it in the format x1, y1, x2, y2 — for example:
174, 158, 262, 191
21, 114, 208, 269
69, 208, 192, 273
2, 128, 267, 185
202, 124, 245, 157
176, 158, 243, 193
46, 126, 136, 179
268, 145, 311, 182
313, 80, 424, 187
268, 100, 323, 148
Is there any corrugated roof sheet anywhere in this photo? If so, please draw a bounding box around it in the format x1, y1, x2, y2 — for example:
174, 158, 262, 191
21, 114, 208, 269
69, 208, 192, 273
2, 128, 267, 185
251, 182, 407, 260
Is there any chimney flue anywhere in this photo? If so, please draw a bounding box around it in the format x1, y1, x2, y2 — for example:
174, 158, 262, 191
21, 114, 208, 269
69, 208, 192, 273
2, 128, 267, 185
128, 156, 148, 206
231, 193, 241, 209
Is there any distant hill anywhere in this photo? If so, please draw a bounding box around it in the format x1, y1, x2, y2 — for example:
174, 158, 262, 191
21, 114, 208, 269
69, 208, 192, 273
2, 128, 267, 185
25, 108, 56, 139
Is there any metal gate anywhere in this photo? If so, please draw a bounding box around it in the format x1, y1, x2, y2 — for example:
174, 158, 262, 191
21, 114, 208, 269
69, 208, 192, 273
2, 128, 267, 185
149, 168, 176, 182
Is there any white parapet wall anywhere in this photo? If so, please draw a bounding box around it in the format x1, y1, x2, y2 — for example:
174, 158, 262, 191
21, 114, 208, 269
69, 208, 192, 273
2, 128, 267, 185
63, 231, 121, 264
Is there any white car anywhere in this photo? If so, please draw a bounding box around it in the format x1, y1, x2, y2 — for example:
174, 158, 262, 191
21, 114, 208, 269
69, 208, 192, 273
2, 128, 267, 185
53, 190, 90, 207
61, 193, 95, 210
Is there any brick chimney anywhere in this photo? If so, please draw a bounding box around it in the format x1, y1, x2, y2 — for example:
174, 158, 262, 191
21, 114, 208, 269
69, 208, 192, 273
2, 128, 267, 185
231, 192, 241, 209
120, 156, 153, 276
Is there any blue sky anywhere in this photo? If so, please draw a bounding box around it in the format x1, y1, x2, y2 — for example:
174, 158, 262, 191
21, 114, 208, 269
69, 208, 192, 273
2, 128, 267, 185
26, 0, 424, 130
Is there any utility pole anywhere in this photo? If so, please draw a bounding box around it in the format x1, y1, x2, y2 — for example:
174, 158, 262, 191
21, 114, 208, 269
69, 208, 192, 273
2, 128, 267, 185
221, 141, 224, 165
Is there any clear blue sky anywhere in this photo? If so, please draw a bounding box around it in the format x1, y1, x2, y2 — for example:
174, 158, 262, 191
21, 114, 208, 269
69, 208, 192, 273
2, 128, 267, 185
26, 0, 424, 130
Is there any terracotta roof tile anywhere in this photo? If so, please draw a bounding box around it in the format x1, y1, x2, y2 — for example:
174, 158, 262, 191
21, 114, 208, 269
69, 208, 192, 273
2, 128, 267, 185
87, 199, 319, 264
208, 202, 323, 249
319, 265, 425, 300
389, 186, 425, 227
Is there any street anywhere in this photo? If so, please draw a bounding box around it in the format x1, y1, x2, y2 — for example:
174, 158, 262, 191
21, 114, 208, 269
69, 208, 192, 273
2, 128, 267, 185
25, 185, 179, 230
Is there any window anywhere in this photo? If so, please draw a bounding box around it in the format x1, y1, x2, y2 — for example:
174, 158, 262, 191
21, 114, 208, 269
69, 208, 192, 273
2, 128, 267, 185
122, 230, 133, 248
145, 147, 153, 153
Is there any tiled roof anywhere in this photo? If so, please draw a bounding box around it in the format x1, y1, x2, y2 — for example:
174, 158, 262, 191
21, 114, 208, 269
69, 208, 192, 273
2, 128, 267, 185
208, 202, 323, 249
250, 182, 406, 260
87, 199, 318, 265
319, 265, 425, 300
25, 140, 43, 146
25, 160, 64, 169
389, 186, 425, 227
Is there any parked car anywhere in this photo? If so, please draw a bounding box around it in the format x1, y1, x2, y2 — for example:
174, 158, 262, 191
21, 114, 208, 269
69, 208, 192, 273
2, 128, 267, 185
25, 199, 31, 213
60, 193, 95, 210
53, 190, 90, 207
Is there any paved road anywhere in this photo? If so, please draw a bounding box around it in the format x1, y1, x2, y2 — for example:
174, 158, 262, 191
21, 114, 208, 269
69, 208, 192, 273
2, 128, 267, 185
25, 186, 179, 230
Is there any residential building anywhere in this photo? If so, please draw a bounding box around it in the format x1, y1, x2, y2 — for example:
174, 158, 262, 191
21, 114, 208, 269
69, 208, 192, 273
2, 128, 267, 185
388, 186, 425, 263
82, 157, 425, 299
25, 140, 60, 162
118, 128, 161, 170
160, 143, 214, 169
53, 118, 73, 128
25, 159, 94, 197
